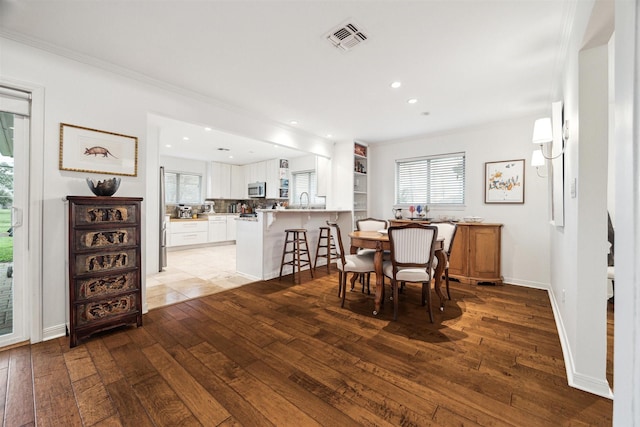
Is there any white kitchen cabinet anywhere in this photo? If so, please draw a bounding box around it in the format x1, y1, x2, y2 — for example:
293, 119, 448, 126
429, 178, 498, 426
226, 215, 239, 240
230, 165, 246, 199
208, 216, 227, 242
316, 155, 329, 197
170, 220, 208, 247
265, 159, 280, 199
208, 162, 231, 199
246, 161, 267, 187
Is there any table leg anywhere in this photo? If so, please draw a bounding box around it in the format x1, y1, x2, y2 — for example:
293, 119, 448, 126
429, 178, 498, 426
373, 244, 384, 315
433, 250, 447, 311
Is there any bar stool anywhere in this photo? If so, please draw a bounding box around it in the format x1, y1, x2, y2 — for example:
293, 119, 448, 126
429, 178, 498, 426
314, 226, 337, 272
279, 228, 314, 283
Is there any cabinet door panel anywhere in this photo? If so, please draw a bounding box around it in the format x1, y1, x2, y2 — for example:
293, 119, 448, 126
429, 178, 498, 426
448, 225, 468, 277
468, 226, 501, 278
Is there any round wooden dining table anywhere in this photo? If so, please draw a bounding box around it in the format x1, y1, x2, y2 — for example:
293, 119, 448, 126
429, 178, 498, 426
348, 230, 447, 317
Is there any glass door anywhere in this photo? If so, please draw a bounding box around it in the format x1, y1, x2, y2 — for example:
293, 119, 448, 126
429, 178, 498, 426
0, 86, 30, 346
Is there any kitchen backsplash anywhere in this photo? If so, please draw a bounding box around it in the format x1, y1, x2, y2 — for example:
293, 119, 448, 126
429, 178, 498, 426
165, 199, 287, 216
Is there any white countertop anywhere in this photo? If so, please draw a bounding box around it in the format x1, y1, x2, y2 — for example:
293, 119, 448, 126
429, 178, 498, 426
256, 208, 351, 213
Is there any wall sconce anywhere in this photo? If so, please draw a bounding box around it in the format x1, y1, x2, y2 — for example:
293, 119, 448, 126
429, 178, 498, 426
532, 117, 567, 160
531, 149, 547, 177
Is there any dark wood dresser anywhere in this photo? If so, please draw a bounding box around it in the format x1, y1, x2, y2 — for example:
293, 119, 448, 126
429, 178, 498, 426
66, 196, 143, 347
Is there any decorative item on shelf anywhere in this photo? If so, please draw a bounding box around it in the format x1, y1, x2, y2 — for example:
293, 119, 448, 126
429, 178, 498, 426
463, 216, 484, 223
354, 143, 367, 157
408, 205, 415, 218
86, 177, 121, 197
392, 207, 403, 219
354, 160, 366, 174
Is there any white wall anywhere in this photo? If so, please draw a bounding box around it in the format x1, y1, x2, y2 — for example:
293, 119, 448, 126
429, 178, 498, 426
368, 115, 551, 288
547, 0, 613, 398
613, 0, 640, 423
0, 36, 334, 339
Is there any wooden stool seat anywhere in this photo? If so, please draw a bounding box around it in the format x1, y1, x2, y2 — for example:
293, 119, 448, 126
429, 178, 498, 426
314, 226, 337, 272
279, 228, 313, 283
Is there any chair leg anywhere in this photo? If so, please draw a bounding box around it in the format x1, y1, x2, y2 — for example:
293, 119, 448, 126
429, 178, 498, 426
445, 268, 451, 300
392, 280, 399, 321
424, 281, 434, 323
366, 273, 371, 295
337, 271, 343, 297
341, 272, 347, 308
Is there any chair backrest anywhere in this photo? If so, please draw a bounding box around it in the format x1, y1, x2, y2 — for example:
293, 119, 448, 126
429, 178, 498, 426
388, 223, 438, 269
327, 221, 346, 262
434, 222, 458, 256
356, 217, 388, 232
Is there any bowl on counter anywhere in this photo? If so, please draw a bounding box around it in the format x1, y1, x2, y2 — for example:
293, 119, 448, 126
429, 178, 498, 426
463, 216, 484, 223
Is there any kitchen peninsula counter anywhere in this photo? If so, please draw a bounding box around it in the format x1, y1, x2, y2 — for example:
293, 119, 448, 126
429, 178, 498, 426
236, 209, 352, 280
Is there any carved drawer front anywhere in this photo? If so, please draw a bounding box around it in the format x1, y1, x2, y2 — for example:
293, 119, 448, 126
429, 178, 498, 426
74, 248, 137, 275
75, 293, 139, 326
73, 227, 138, 251
75, 271, 138, 300
73, 204, 138, 226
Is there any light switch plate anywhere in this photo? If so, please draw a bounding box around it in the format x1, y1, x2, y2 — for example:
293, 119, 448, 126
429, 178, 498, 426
570, 178, 577, 198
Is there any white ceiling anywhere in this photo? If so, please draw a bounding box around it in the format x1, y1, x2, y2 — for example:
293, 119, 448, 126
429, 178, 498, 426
149, 114, 307, 165
0, 0, 572, 161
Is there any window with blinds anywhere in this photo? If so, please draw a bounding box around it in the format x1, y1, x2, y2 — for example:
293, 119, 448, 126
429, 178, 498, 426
165, 172, 202, 204
395, 153, 465, 205
292, 171, 324, 206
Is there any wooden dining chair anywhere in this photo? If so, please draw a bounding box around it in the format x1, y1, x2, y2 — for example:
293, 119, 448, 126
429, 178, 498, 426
383, 223, 438, 322
327, 221, 376, 308
355, 218, 388, 294
433, 222, 458, 300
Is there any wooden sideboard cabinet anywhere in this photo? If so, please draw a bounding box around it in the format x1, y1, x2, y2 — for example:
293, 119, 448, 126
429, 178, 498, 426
448, 223, 503, 285
67, 196, 143, 347
389, 220, 503, 285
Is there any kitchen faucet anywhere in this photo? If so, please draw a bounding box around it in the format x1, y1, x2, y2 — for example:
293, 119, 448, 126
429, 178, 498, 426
300, 192, 310, 209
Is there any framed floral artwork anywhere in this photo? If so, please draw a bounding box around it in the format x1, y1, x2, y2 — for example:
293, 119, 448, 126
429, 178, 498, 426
485, 159, 525, 204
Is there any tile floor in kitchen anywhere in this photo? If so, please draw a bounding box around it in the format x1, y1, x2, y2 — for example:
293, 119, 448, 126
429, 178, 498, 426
145, 244, 254, 310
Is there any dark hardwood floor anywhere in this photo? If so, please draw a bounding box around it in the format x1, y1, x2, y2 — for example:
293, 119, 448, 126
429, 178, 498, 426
1, 269, 613, 426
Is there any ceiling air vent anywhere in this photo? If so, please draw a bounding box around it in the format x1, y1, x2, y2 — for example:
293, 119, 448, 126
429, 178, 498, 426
327, 22, 368, 51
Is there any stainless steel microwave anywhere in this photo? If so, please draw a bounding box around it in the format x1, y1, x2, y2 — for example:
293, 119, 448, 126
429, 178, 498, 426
248, 181, 266, 198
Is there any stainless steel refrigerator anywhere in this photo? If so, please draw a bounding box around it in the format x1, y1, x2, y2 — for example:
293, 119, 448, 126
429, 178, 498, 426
159, 166, 167, 271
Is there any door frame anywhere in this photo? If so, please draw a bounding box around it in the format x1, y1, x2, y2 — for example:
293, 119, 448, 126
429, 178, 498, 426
0, 78, 44, 346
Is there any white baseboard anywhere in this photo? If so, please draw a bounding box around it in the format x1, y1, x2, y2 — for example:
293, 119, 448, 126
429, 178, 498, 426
42, 323, 67, 341
547, 287, 614, 399
501, 277, 550, 290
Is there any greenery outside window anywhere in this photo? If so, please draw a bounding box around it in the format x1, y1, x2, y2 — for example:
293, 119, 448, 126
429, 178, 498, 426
165, 172, 202, 204
395, 152, 465, 205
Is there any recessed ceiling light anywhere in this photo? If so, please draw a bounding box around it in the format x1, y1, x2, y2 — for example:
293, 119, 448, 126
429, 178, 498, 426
183, 136, 189, 140
290, 120, 298, 125
165, 144, 172, 148
204, 127, 212, 131
391, 81, 402, 89
228, 155, 233, 159
326, 134, 333, 138
407, 98, 418, 104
